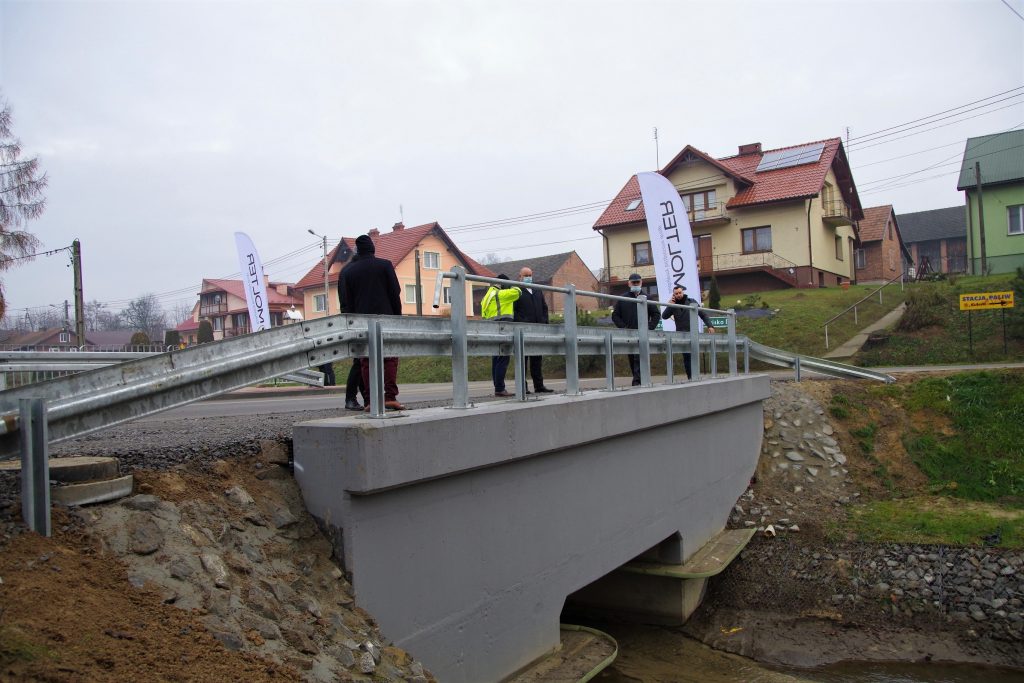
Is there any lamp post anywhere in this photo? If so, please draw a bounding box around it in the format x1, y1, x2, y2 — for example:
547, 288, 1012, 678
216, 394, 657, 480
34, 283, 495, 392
308, 229, 329, 317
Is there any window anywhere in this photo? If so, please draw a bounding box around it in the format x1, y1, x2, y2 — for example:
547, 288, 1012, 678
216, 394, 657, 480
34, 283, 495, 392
1009, 205, 1024, 235
835, 236, 843, 260
443, 286, 452, 304
625, 198, 642, 211
855, 249, 866, 269
234, 313, 249, 329
741, 226, 772, 253
681, 189, 716, 220
313, 294, 327, 312
213, 317, 223, 331
887, 221, 893, 240
423, 251, 440, 269
405, 284, 418, 304
59, 332, 70, 343
632, 241, 652, 265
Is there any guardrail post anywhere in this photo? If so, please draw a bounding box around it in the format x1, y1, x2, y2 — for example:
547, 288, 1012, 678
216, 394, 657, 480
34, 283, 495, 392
710, 335, 718, 378
367, 320, 385, 416
450, 266, 470, 409
603, 331, 615, 391
794, 355, 802, 382
665, 336, 674, 384
689, 305, 701, 382
726, 308, 737, 376
563, 285, 581, 396
20, 398, 50, 537
514, 328, 527, 401
637, 296, 651, 387
743, 339, 750, 374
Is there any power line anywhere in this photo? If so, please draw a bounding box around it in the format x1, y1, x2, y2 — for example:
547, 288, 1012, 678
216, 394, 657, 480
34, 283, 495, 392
848, 101, 1024, 152
999, 0, 1024, 22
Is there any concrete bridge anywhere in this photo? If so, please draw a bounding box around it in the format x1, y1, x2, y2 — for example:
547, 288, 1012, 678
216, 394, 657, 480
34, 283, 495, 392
294, 373, 770, 682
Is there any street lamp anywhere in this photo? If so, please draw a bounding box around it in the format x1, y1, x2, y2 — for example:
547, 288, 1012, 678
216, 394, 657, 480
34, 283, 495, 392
308, 229, 329, 317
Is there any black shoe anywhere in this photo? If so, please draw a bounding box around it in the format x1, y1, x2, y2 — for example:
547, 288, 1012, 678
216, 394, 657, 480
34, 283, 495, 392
494, 390, 512, 397
345, 400, 363, 411
535, 387, 554, 393
631, 380, 641, 386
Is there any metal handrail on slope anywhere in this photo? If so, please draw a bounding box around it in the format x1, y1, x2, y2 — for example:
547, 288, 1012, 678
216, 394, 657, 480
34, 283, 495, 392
822, 271, 907, 349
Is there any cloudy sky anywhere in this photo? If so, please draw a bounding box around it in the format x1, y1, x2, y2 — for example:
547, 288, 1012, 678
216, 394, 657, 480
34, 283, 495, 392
2, 0, 1022, 324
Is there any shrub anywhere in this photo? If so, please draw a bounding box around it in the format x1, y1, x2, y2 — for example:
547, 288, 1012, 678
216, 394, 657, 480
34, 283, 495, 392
1009, 267, 1024, 340
198, 320, 214, 343
164, 330, 181, 348
897, 286, 947, 331
130, 331, 150, 346
708, 277, 721, 310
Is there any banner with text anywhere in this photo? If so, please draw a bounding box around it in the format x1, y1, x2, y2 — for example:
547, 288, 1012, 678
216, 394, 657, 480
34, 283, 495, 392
234, 231, 271, 332
637, 171, 700, 332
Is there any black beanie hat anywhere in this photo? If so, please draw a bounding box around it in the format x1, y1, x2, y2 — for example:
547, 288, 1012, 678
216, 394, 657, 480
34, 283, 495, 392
355, 235, 375, 254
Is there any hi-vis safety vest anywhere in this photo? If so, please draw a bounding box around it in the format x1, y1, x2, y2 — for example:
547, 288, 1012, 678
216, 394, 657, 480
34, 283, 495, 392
481, 285, 521, 320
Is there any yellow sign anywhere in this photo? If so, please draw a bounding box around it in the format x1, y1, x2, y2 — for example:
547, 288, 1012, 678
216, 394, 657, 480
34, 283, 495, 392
959, 291, 1015, 311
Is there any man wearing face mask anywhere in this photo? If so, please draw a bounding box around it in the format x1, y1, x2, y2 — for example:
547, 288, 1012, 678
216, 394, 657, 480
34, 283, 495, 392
512, 266, 554, 394
612, 273, 661, 386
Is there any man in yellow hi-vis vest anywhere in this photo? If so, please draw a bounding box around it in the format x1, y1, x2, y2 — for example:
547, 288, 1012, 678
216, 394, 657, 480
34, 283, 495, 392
481, 274, 521, 397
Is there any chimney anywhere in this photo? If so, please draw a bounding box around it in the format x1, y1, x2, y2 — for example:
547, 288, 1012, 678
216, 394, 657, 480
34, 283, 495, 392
738, 142, 762, 155
368, 228, 380, 238
391, 222, 405, 231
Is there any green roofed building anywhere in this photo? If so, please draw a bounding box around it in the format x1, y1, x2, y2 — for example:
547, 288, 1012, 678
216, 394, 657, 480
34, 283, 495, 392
956, 129, 1024, 274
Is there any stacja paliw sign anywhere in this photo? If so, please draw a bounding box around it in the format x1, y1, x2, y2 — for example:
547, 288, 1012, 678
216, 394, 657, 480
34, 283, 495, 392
958, 291, 1015, 311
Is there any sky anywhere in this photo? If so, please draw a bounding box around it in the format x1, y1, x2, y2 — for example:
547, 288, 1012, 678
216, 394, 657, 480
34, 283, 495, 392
1, 0, 1022, 325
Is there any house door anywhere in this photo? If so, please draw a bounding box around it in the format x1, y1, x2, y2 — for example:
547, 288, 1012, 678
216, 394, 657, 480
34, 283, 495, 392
693, 234, 713, 274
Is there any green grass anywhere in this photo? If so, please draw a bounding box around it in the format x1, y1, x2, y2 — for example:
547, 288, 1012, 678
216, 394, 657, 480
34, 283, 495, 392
854, 274, 1024, 366
840, 499, 1024, 548
901, 372, 1024, 505
0, 627, 52, 667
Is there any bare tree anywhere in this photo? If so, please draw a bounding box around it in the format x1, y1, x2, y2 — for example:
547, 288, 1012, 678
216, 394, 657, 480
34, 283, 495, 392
170, 299, 195, 327
0, 93, 46, 322
479, 252, 509, 266
121, 293, 166, 341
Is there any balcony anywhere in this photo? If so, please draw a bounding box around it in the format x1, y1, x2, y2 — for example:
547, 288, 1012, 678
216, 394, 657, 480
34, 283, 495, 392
200, 302, 227, 317
822, 199, 854, 226
598, 264, 657, 284
685, 201, 730, 226
599, 252, 799, 288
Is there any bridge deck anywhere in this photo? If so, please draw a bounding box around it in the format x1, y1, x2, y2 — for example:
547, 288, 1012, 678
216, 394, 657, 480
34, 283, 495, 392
621, 528, 756, 579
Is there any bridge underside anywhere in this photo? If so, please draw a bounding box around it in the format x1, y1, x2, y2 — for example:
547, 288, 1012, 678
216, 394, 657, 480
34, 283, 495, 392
293, 375, 770, 682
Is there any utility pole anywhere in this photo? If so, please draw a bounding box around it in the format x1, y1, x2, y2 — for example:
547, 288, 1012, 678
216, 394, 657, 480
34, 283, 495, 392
63, 299, 70, 330
975, 162, 987, 275
653, 127, 660, 170
72, 239, 85, 346
414, 250, 423, 316
308, 229, 329, 317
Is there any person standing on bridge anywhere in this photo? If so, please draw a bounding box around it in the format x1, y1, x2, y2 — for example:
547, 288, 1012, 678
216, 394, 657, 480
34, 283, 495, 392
662, 284, 715, 380
482, 274, 521, 397
513, 266, 554, 394
612, 273, 660, 386
339, 234, 405, 411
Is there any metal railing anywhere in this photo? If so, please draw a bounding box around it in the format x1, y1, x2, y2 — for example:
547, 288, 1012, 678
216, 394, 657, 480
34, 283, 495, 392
822, 198, 852, 221
822, 271, 906, 349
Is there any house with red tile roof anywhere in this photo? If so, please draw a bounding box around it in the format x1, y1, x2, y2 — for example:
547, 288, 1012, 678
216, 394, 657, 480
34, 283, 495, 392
187, 278, 303, 341
854, 205, 911, 284
294, 221, 495, 318
593, 138, 864, 295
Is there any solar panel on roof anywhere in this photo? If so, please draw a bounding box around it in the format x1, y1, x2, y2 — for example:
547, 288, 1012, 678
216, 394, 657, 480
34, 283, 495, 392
756, 142, 825, 172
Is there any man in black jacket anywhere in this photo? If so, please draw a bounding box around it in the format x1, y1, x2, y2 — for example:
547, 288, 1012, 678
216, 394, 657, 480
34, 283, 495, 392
662, 284, 715, 380
512, 266, 554, 393
612, 273, 660, 386
338, 234, 405, 411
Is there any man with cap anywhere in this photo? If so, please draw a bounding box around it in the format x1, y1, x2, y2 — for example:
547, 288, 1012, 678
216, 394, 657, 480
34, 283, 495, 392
513, 266, 554, 393
338, 234, 405, 411
662, 284, 715, 380
611, 273, 661, 386
481, 274, 521, 397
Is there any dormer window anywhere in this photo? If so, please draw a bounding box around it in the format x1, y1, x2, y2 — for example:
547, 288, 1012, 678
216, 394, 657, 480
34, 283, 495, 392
625, 199, 642, 211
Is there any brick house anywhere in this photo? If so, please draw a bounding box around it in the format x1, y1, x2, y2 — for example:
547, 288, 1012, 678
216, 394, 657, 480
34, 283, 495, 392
854, 205, 911, 283
897, 206, 968, 276
485, 251, 601, 314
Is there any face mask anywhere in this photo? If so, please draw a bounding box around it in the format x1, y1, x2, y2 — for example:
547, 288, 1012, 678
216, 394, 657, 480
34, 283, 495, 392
630, 285, 642, 294
522, 276, 533, 284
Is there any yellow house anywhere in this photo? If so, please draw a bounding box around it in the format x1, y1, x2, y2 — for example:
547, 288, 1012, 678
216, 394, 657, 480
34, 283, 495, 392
295, 222, 495, 318
593, 139, 864, 296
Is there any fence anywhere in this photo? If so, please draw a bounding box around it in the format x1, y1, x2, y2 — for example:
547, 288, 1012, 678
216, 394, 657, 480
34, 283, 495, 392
822, 271, 906, 349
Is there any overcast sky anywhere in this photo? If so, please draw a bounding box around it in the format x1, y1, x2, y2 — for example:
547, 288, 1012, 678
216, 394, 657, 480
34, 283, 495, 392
2, 0, 1022, 323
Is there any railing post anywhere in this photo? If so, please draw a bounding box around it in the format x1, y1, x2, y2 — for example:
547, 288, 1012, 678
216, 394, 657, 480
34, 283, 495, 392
20, 398, 50, 537
854, 305, 858, 325
665, 336, 674, 384
603, 331, 615, 391
726, 308, 737, 376
563, 285, 581, 396
743, 339, 750, 374
449, 266, 470, 409
794, 355, 802, 382
710, 335, 718, 378
688, 305, 701, 382
637, 296, 651, 387
367, 320, 385, 416
825, 324, 830, 350
514, 328, 527, 401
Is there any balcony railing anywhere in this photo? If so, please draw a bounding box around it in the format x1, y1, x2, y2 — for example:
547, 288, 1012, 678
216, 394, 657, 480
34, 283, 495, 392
200, 303, 227, 317
686, 202, 730, 224
599, 252, 799, 286
822, 199, 852, 224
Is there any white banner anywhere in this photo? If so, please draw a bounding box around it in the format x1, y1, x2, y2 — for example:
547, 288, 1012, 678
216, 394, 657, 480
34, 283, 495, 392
234, 231, 271, 332
637, 171, 700, 332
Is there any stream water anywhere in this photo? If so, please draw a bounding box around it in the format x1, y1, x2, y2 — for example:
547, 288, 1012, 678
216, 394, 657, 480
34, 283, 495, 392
587, 623, 1024, 683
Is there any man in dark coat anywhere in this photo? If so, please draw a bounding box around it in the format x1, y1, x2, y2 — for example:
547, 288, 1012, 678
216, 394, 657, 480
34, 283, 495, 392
512, 266, 554, 393
338, 234, 405, 410
612, 273, 660, 386
661, 284, 715, 380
